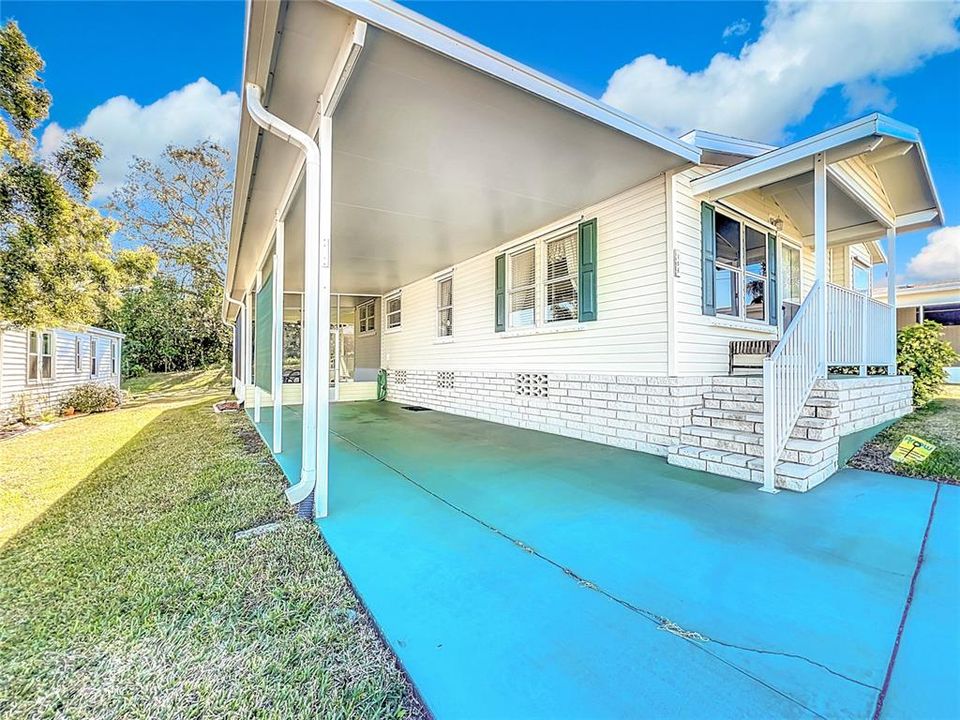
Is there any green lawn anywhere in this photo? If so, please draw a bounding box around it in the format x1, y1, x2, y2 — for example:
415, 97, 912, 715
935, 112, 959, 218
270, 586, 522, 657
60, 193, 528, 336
0, 374, 421, 719
848, 384, 960, 483
122, 366, 232, 397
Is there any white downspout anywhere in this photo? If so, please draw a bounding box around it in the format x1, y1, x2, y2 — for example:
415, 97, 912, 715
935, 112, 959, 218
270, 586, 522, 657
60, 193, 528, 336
245, 83, 326, 516
224, 295, 245, 400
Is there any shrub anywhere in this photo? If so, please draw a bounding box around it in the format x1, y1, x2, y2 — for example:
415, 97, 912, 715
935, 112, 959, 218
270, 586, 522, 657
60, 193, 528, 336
897, 321, 958, 406
60, 383, 123, 414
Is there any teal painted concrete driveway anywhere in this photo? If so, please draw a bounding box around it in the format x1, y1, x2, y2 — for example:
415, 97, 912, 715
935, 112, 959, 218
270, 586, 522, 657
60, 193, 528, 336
251, 402, 958, 719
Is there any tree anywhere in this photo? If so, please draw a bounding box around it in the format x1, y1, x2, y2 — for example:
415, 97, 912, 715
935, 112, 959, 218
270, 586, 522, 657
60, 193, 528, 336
0, 22, 131, 328
108, 142, 233, 373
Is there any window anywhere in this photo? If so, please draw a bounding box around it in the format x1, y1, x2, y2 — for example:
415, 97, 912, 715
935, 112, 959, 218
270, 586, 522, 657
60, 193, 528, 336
358, 300, 376, 334
385, 294, 402, 330
544, 232, 578, 323
713, 210, 769, 322
75, 338, 82, 373
28, 331, 54, 381
852, 259, 871, 295
111, 341, 118, 375
90, 339, 97, 376
508, 247, 536, 328
780, 242, 802, 327
437, 276, 453, 337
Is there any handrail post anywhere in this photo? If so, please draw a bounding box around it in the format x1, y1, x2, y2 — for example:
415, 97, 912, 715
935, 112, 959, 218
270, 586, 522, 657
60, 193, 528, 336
760, 356, 779, 494
859, 293, 867, 376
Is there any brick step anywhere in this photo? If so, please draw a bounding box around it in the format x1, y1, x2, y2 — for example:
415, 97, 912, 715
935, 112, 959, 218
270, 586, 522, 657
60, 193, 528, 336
667, 444, 838, 491
690, 408, 839, 434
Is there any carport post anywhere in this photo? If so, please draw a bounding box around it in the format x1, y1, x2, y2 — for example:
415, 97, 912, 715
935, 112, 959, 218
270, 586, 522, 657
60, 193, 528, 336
254, 268, 263, 423
315, 113, 333, 519
272, 218, 285, 454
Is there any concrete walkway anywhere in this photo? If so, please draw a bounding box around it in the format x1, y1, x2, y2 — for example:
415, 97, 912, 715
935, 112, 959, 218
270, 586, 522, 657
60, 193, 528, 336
251, 401, 959, 719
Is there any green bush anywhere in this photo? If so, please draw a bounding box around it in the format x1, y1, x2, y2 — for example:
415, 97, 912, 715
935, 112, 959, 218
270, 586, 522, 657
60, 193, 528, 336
60, 383, 123, 414
897, 321, 958, 406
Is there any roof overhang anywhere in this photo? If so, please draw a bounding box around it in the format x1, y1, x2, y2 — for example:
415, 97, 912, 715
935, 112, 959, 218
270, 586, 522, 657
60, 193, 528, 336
224, 0, 700, 321
690, 114, 944, 251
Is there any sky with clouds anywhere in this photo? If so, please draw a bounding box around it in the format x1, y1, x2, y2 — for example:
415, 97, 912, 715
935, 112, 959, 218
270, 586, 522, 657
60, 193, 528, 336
5, 0, 959, 284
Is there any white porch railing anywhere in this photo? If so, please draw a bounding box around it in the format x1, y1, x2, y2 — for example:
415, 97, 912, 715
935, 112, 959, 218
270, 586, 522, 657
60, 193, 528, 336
826, 282, 896, 367
762, 280, 824, 492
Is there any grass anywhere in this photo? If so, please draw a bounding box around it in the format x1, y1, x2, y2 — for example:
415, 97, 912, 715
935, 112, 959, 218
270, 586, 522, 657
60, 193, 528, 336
0, 372, 422, 719
848, 384, 960, 483
121, 366, 232, 397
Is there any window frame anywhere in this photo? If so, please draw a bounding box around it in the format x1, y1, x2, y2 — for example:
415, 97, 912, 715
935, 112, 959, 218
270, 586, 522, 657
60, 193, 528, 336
111, 340, 118, 375
27, 330, 55, 382
75, 338, 82, 373
436, 274, 454, 339
506, 243, 537, 330
90, 339, 97, 377
384, 293, 402, 331
713, 208, 770, 325
851, 257, 872, 295
357, 299, 377, 336
542, 230, 580, 325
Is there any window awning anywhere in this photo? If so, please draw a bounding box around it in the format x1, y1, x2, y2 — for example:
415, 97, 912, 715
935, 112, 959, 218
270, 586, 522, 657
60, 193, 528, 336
224, 0, 701, 320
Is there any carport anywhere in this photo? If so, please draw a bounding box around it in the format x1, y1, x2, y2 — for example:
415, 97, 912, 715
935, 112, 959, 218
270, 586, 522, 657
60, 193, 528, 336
248, 400, 958, 719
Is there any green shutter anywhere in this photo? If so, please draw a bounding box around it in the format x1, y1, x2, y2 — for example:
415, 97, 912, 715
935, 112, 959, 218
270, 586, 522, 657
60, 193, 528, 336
255, 272, 273, 393
701, 202, 716, 316
494, 253, 506, 332
578, 218, 598, 322
767, 233, 779, 326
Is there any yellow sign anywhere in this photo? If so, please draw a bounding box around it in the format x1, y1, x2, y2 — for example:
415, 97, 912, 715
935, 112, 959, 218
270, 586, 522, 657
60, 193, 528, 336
890, 435, 936, 465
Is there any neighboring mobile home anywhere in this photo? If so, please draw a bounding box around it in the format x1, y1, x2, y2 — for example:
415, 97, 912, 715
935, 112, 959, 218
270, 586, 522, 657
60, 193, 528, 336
875, 281, 960, 383
0, 326, 123, 423
223, 0, 943, 516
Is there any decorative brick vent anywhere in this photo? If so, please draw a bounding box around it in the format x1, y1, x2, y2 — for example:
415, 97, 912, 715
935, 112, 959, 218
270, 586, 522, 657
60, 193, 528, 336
394, 370, 407, 385
515, 373, 549, 398
437, 371, 455, 389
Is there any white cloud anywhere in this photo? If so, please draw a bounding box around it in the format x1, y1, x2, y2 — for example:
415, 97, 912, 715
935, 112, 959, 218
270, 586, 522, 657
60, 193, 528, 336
601, 2, 960, 142
722, 18, 751, 40
39, 78, 240, 200
907, 226, 960, 282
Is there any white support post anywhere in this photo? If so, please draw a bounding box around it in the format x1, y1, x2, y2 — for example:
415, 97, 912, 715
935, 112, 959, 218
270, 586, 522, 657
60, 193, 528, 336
814, 152, 828, 377
254, 270, 263, 423
243, 292, 253, 394
886, 227, 897, 376
272, 220, 285, 453
315, 114, 333, 519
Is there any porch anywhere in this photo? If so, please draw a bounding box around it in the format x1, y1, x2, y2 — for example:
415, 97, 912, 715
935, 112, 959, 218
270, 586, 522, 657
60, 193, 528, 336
246, 400, 957, 719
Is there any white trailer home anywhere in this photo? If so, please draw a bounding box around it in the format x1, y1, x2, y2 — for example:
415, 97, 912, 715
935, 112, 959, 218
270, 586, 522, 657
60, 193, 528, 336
223, 0, 943, 516
0, 326, 123, 423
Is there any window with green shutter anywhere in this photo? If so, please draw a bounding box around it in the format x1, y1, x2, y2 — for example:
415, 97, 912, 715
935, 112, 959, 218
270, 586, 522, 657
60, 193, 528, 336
578, 218, 597, 322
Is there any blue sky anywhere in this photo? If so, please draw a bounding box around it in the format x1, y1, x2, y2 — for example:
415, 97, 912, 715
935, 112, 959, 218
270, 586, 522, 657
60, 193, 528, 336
5, 0, 959, 281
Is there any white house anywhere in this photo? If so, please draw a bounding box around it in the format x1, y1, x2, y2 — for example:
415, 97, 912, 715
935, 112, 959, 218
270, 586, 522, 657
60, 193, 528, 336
223, 0, 943, 516
0, 326, 123, 423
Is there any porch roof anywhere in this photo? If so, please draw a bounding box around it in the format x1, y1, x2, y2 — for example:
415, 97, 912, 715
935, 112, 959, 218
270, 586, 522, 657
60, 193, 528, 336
690, 114, 944, 248
224, 0, 700, 320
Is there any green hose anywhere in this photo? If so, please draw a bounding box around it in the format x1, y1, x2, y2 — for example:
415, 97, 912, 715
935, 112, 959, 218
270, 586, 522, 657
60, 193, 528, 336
376, 369, 387, 401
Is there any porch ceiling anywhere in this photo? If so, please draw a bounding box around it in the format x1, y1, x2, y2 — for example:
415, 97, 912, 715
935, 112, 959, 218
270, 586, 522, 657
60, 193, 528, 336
226, 0, 698, 308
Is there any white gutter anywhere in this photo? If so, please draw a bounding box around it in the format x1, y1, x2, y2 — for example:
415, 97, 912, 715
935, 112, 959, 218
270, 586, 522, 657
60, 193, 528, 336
245, 83, 324, 514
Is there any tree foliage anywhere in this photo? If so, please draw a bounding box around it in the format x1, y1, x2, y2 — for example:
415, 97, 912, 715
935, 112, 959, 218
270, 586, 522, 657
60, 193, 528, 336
0, 21, 143, 328
108, 142, 232, 374
897, 320, 959, 406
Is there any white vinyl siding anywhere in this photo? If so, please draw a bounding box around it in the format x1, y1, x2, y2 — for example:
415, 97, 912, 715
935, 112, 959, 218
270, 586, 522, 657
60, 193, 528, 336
382, 176, 669, 374
0, 327, 122, 421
